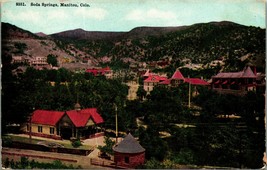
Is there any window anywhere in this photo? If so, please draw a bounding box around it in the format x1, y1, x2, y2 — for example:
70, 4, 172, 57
38, 126, 42, 133
125, 157, 129, 164
50, 127, 54, 134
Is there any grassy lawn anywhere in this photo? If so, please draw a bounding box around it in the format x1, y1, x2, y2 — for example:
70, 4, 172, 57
3, 134, 94, 150
3, 135, 43, 145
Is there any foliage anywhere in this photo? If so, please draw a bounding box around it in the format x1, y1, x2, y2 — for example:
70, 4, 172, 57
2, 64, 129, 130
47, 54, 58, 67
141, 86, 189, 127
71, 140, 82, 148
171, 148, 195, 165
4, 157, 81, 169
2, 135, 13, 147
136, 86, 146, 101
191, 89, 265, 168
14, 42, 27, 54
97, 136, 115, 155
3, 158, 10, 168
138, 126, 169, 161
142, 158, 165, 169
140, 158, 185, 169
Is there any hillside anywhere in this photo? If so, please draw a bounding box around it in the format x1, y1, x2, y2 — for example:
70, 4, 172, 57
51, 26, 188, 41
2, 22, 96, 68
51, 28, 125, 41
2, 22, 39, 39
35, 32, 47, 37
2, 21, 265, 74
50, 21, 265, 73
125, 26, 188, 39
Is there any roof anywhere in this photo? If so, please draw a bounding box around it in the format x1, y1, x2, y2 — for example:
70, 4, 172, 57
113, 133, 145, 153
86, 67, 111, 76
184, 78, 209, 85
213, 66, 257, 79
66, 108, 104, 127
32, 108, 104, 127
159, 79, 171, 85
242, 66, 257, 78
171, 70, 185, 80
31, 110, 65, 126
144, 75, 167, 83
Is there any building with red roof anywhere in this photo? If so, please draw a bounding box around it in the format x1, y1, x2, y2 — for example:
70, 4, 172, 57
184, 78, 210, 86
211, 66, 258, 95
142, 69, 209, 94
170, 70, 185, 87
143, 74, 168, 94
26, 106, 104, 140
86, 67, 112, 78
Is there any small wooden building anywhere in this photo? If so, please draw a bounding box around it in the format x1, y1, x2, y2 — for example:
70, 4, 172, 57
113, 133, 145, 168
26, 107, 104, 140
211, 66, 258, 95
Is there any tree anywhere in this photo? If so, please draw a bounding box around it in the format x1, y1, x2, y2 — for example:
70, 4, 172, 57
47, 54, 58, 67
14, 42, 27, 54
97, 136, 115, 155
142, 86, 185, 128
138, 126, 169, 161
136, 86, 146, 101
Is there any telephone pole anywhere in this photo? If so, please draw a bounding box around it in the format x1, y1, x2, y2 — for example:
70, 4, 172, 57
115, 104, 118, 144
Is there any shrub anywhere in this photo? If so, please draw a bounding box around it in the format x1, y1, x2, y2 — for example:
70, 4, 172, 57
6, 158, 81, 169
143, 158, 165, 169
97, 136, 115, 155
3, 158, 10, 168
72, 140, 82, 148
2, 136, 13, 147
10, 159, 15, 169
172, 148, 195, 164
20, 156, 29, 168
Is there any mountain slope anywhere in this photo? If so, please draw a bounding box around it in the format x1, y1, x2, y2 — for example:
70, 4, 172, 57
2, 21, 265, 73
50, 28, 125, 41
1, 22, 84, 67
50, 21, 264, 72
35, 32, 47, 37
2, 22, 39, 39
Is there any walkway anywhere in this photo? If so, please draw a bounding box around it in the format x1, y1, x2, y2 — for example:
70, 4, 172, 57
8, 133, 107, 147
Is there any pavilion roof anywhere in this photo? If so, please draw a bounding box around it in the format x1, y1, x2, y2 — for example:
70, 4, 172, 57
113, 133, 145, 153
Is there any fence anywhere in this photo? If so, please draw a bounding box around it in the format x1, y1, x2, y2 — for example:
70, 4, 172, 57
90, 158, 126, 169
6, 141, 93, 156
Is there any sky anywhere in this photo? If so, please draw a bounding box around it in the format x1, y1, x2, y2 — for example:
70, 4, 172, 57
1, 0, 265, 34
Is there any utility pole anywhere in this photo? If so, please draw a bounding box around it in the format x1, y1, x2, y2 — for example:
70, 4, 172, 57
29, 107, 35, 143
29, 116, 32, 143
115, 104, 118, 144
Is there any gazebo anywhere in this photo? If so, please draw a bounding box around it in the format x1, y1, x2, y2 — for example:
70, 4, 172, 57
113, 133, 145, 168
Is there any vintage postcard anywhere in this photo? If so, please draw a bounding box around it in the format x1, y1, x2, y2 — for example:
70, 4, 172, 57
1, 0, 266, 169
